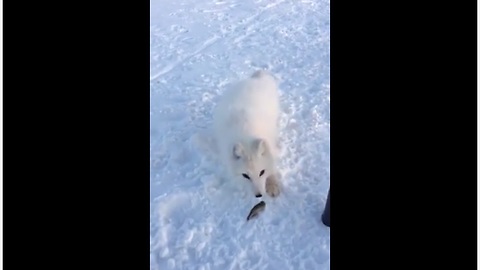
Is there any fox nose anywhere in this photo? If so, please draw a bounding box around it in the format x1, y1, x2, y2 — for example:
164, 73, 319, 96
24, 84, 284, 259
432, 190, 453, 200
255, 193, 262, 198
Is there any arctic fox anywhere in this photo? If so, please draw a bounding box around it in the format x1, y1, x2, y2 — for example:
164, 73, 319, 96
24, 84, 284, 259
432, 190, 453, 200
213, 70, 281, 197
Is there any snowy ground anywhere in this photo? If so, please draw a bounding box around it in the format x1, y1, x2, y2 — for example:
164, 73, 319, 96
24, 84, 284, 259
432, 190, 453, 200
150, 0, 330, 269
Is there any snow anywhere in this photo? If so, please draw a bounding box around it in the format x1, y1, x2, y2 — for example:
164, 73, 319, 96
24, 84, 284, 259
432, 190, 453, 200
150, 0, 330, 269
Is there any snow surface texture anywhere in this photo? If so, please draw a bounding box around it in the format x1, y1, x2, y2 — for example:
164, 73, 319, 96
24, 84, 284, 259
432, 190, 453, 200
150, 0, 330, 269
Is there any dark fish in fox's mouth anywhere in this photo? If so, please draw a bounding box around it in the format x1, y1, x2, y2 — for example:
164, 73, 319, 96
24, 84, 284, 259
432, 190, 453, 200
247, 201, 266, 221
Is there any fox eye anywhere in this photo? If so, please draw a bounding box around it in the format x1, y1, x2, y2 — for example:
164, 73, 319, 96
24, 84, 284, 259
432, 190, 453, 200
242, 173, 250, 180
259, 170, 265, 177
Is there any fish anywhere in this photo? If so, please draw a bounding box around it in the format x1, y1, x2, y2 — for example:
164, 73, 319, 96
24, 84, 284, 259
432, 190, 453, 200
247, 201, 266, 221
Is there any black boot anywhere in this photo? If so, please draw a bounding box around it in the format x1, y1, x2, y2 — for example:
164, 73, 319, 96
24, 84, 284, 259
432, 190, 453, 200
322, 189, 330, 227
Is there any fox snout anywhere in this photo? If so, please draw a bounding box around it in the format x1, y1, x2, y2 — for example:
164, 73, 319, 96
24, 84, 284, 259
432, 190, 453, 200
251, 177, 266, 198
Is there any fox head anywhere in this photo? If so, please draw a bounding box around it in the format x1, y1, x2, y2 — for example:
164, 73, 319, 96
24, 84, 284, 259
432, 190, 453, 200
231, 138, 275, 197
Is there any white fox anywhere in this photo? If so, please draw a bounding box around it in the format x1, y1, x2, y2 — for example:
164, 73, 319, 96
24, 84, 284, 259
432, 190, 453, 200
213, 70, 281, 197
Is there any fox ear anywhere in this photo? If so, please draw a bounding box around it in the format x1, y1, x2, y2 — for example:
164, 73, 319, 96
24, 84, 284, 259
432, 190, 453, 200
253, 139, 267, 156
233, 143, 244, 159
